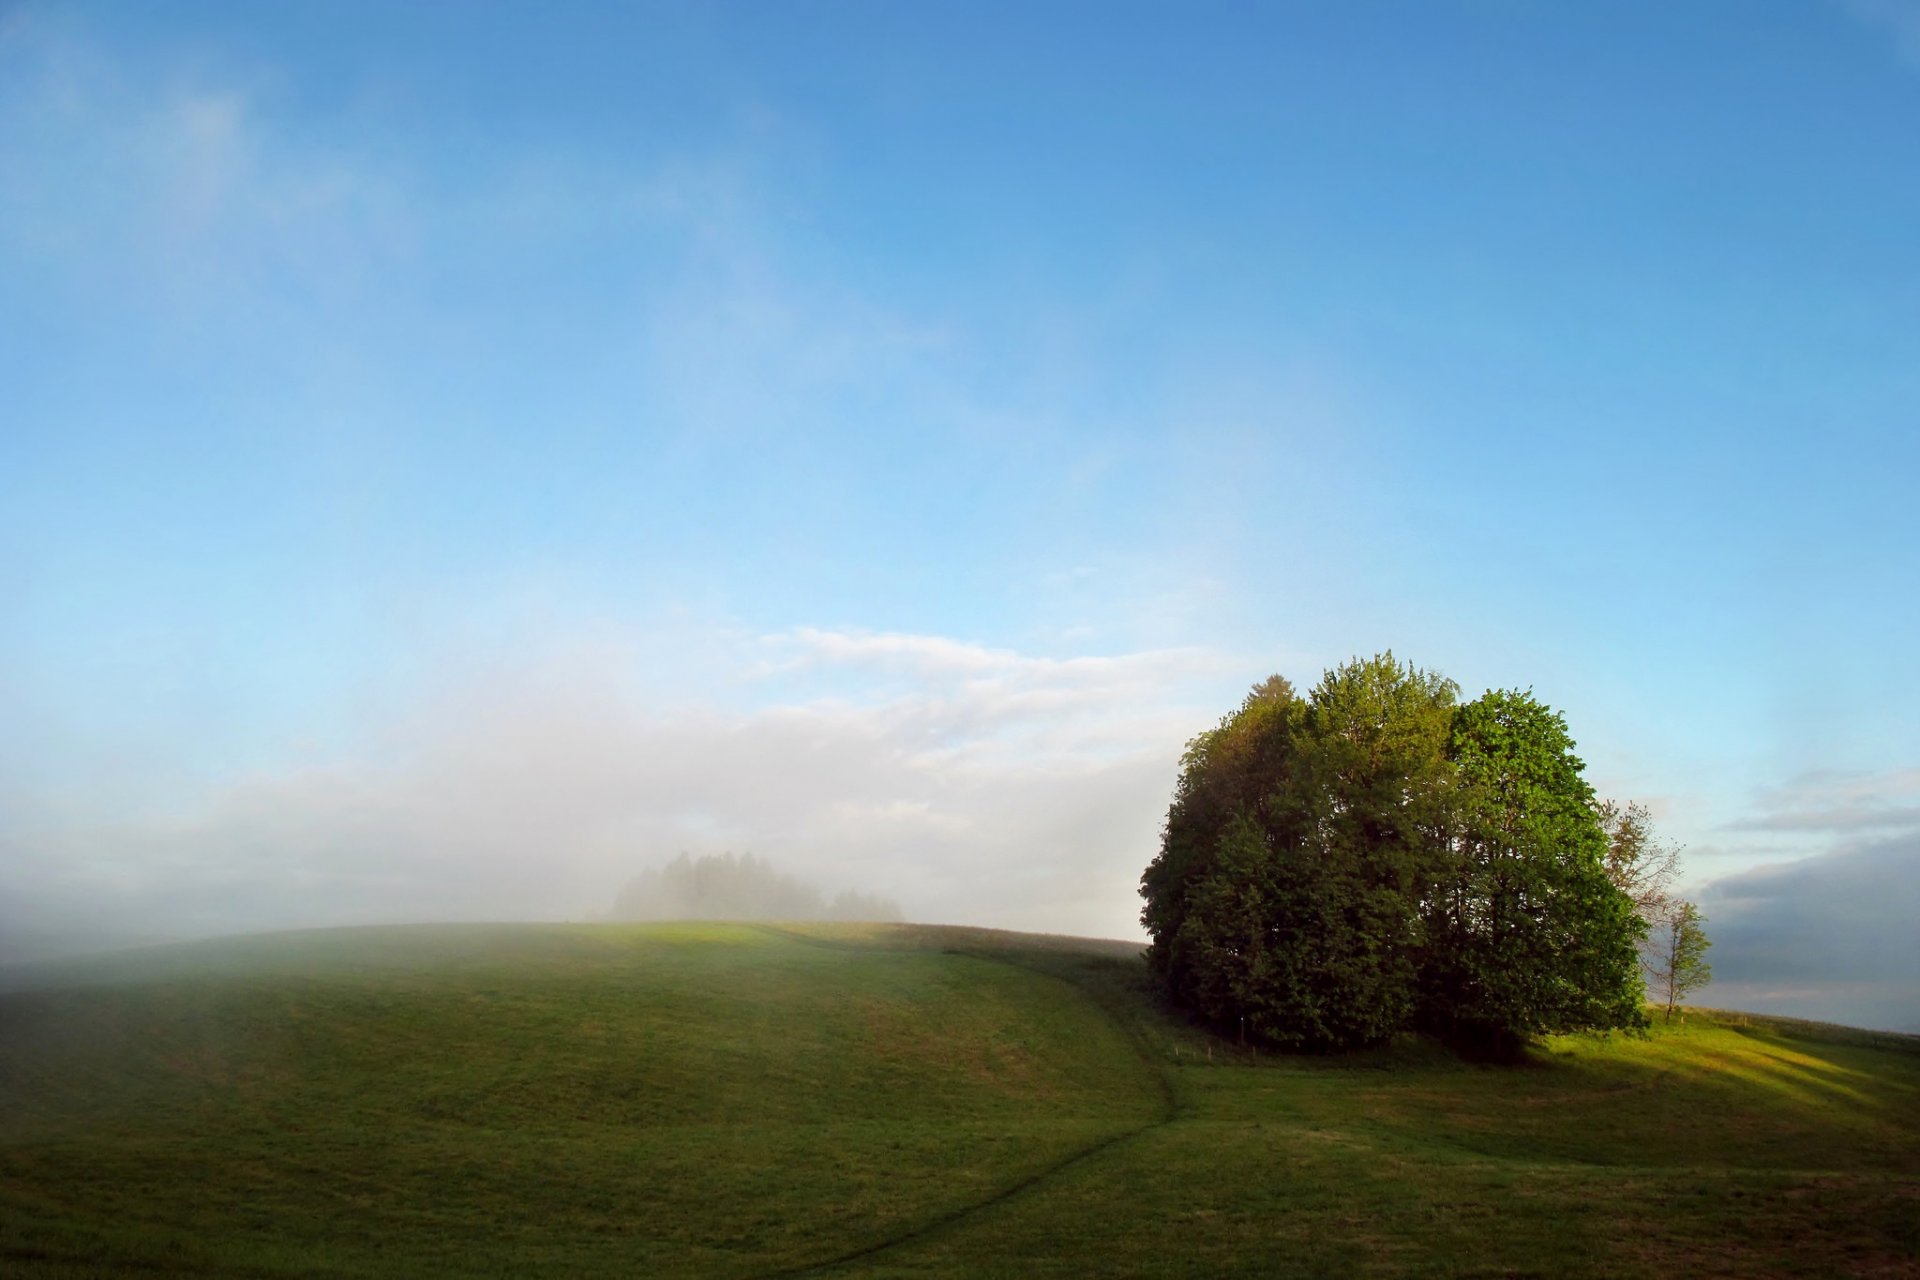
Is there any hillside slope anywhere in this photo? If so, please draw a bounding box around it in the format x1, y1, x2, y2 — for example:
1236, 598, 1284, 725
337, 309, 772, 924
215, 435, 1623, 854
1, 922, 1915, 1277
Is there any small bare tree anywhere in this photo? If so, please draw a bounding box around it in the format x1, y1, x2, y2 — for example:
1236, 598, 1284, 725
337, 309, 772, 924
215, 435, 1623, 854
1646, 898, 1712, 1021
1597, 799, 1682, 923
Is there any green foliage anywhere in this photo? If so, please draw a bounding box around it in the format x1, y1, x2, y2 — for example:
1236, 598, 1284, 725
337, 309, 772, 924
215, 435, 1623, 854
1143, 654, 1459, 1050
1265, 653, 1457, 1048
1649, 898, 1714, 1020
1422, 690, 1648, 1049
1140, 674, 1300, 1015
1142, 655, 1648, 1053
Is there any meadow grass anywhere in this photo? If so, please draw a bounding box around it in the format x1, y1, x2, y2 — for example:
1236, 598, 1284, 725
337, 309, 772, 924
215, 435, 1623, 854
1, 922, 1914, 1277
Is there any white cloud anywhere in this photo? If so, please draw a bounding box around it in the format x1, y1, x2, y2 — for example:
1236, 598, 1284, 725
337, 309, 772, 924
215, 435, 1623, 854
769, 625, 1219, 684
770, 627, 1025, 676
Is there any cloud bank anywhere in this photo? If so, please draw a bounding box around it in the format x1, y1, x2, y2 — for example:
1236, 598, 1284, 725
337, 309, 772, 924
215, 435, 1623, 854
1699, 837, 1920, 1033
1699, 768, 1920, 1032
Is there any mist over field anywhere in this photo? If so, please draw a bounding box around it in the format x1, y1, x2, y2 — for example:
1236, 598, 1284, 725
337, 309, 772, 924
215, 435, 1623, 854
3, 2, 1919, 1037
611, 852, 902, 924
0, 627, 1227, 960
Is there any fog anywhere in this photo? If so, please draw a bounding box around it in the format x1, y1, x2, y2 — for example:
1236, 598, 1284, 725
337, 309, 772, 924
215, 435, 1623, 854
0, 625, 1236, 962
612, 851, 901, 924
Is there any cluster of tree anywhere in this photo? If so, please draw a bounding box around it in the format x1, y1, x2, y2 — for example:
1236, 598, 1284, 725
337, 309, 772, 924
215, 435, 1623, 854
612, 851, 902, 924
1140, 654, 1708, 1055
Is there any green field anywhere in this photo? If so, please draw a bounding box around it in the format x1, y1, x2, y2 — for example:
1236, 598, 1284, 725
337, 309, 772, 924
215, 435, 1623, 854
2, 922, 1915, 1277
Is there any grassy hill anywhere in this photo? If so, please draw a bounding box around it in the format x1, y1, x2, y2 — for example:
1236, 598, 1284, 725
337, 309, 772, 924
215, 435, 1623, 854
1, 923, 1914, 1277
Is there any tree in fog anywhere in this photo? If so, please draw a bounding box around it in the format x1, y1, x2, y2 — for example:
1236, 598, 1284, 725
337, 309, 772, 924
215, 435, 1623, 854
612, 852, 902, 923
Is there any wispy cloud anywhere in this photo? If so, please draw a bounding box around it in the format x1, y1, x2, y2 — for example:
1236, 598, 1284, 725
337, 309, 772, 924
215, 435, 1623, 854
1725, 767, 1920, 834
0, 12, 933, 429
0, 14, 414, 322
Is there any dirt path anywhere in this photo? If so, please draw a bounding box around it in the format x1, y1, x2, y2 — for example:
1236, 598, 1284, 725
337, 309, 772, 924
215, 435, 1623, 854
749, 926, 1180, 1278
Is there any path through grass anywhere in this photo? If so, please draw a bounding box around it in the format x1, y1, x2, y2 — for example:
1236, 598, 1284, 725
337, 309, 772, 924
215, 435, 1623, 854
2, 922, 1914, 1277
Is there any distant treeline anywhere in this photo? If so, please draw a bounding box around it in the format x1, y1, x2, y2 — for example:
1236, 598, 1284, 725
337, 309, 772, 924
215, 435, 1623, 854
612, 852, 903, 923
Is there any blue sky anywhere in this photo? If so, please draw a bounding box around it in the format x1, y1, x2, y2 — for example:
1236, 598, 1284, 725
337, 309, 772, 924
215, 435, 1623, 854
2, 2, 1917, 1028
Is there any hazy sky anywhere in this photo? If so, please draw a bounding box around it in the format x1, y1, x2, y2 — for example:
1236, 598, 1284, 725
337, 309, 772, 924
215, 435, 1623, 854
3, 2, 1916, 1028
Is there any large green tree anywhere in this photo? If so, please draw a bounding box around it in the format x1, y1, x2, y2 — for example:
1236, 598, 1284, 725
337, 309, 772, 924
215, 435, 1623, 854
1141, 675, 1300, 1028
1142, 654, 1457, 1051
1142, 656, 1649, 1054
1420, 690, 1648, 1051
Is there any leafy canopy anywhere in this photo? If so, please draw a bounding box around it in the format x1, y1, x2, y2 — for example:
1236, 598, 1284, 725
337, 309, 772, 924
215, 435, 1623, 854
1141, 654, 1649, 1053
